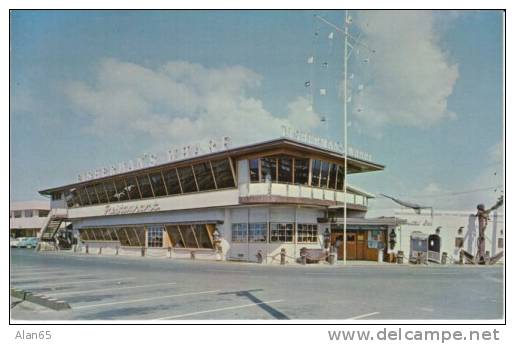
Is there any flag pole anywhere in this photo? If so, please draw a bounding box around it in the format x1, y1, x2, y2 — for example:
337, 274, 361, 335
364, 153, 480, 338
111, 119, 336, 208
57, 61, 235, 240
343, 9, 348, 266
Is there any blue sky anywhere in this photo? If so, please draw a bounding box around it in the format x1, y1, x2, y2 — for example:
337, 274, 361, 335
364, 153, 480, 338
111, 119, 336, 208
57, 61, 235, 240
10, 10, 504, 212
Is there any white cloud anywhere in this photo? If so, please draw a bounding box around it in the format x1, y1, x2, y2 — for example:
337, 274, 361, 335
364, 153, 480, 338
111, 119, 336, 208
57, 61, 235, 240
63, 58, 321, 147
350, 11, 459, 131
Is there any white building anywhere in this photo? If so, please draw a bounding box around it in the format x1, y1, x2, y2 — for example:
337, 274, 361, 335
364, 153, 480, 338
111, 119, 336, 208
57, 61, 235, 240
38, 138, 403, 263
10, 201, 50, 238
393, 208, 504, 264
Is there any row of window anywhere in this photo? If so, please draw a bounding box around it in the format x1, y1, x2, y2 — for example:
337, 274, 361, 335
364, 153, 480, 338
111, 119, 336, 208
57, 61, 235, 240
231, 223, 319, 243
10, 210, 50, 218
63, 158, 236, 208
78, 224, 215, 249
249, 156, 345, 190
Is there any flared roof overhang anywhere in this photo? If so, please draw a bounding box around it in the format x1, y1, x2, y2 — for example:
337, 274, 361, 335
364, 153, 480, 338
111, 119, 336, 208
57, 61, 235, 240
39, 138, 384, 195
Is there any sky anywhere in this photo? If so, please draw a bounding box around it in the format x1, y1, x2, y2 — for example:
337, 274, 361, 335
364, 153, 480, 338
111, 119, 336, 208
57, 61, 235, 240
9, 10, 504, 213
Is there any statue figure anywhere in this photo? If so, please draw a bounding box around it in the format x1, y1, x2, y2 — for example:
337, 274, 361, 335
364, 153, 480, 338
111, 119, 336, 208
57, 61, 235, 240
476, 195, 503, 264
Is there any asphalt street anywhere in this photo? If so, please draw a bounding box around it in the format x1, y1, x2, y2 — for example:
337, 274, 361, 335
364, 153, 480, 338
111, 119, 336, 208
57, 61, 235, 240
10, 249, 504, 321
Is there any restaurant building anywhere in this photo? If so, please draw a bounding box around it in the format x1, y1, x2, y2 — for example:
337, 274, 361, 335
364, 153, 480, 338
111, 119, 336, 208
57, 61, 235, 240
10, 201, 51, 238
38, 137, 401, 263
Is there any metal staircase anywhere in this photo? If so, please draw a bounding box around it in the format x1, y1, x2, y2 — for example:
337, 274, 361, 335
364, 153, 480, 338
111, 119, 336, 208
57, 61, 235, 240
37, 209, 68, 251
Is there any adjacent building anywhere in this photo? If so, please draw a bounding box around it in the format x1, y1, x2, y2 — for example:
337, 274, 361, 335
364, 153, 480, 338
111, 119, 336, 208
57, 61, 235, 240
9, 201, 50, 238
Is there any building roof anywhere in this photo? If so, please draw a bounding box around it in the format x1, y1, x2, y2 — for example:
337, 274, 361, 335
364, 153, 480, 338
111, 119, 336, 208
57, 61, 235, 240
39, 137, 384, 195
10, 201, 50, 211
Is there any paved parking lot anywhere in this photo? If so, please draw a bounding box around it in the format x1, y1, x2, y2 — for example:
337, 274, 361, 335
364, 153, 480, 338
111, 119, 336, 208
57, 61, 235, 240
10, 249, 504, 321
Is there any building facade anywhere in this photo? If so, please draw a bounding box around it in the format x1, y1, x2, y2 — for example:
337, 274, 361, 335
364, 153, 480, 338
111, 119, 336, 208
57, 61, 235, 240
38, 138, 399, 263
10, 201, 51, 238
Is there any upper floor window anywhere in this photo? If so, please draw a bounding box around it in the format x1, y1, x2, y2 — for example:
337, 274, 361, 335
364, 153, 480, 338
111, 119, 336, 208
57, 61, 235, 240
51, 192, 62, 201
13, 211, 22, 218
24, 210, 33, 217
38, 210, 49, 217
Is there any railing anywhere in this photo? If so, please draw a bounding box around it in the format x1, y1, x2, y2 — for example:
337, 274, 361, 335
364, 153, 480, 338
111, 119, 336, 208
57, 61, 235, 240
239, 182, 367, 207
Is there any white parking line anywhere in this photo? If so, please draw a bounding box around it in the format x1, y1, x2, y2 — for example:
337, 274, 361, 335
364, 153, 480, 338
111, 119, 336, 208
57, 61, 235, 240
11, 269, 68, 277
11, 273, 101, 283
209, 269, 250, 273
155, 299, 284, 320
10, 266, 55, 272
71, 289, 222, 310
13, 277, 136, 290
45, 282, 178, 297
347, 312, 380, 320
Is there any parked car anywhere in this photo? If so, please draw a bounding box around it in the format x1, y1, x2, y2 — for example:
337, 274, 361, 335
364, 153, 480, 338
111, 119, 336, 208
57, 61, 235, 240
17, 237, 38, 249
10, 237, 20, 248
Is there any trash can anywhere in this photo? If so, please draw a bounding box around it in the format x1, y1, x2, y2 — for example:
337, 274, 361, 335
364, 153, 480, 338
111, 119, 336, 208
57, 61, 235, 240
397, 251, 404, 264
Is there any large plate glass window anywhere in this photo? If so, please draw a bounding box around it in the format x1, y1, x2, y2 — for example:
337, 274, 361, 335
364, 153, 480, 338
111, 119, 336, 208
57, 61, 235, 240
193, 224, 214, 249
193, 162, 216, 191
328, 164, 338, 189
165, 225, 185, 248
211, 159, 236, 188
311, 160, 322, 187
319, 161, 330, 188
104, 181, 118, 202
149, 173, 167, 197
94, 184, 108, 204
113, 179, 128, 201
147, 225, 164, 248
249, 223, 267, 242
249, 159, 260, 182
270, 223, 294, 242
163, 169, 182, 195
278, 156, 293, 183
294, 158, 309, 185
78, 187, 90, 206
137, 175, 154, 198
180, 225, 199, 248
86, 185, 100, 204
177, 166, 198, 193
231, 223, 248, 243
261, 157, 277, 182
336, 164, 344, 190
125, 177, 141, 200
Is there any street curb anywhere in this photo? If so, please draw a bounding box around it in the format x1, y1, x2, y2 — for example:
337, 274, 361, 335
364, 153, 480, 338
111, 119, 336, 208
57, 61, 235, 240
11, 288, 71, 311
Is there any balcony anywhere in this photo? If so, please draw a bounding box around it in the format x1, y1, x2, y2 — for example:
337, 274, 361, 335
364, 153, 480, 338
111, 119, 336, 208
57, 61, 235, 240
238, 182, 368, 209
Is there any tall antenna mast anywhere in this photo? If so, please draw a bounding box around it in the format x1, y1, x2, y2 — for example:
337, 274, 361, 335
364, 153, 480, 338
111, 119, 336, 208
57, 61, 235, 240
314, 11, 375, 266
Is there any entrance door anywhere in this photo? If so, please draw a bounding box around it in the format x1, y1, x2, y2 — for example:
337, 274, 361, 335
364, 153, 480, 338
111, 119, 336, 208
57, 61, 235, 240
355, 231, 367, 260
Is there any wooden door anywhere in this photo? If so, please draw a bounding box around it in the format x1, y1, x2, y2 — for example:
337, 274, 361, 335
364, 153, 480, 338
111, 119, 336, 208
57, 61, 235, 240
355, 231, 367, 260
345, 232, 357, 260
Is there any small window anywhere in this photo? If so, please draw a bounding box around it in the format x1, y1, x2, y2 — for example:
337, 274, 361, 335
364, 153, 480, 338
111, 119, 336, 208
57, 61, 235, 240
24, 210, 33, 217
231, 223, 248, 243
147, 225, 164, 248
51, 192, 62, 201
249, 223, 267, 242
38, 210, 49, 217
14, 211, 22, 218
297, 224, 318, 243
270, 223, 294, 243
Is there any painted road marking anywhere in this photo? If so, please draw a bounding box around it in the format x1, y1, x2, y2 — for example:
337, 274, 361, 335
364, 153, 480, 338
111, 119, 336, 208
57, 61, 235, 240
11, 273, 102, 283
347, 312, 380, 320
11, 269, 70, 277
13, 277, 136, 290
208, 269, 250, 273
70, 289, 222, 310
45, 282, 178, 297
155, 299, 284, 320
